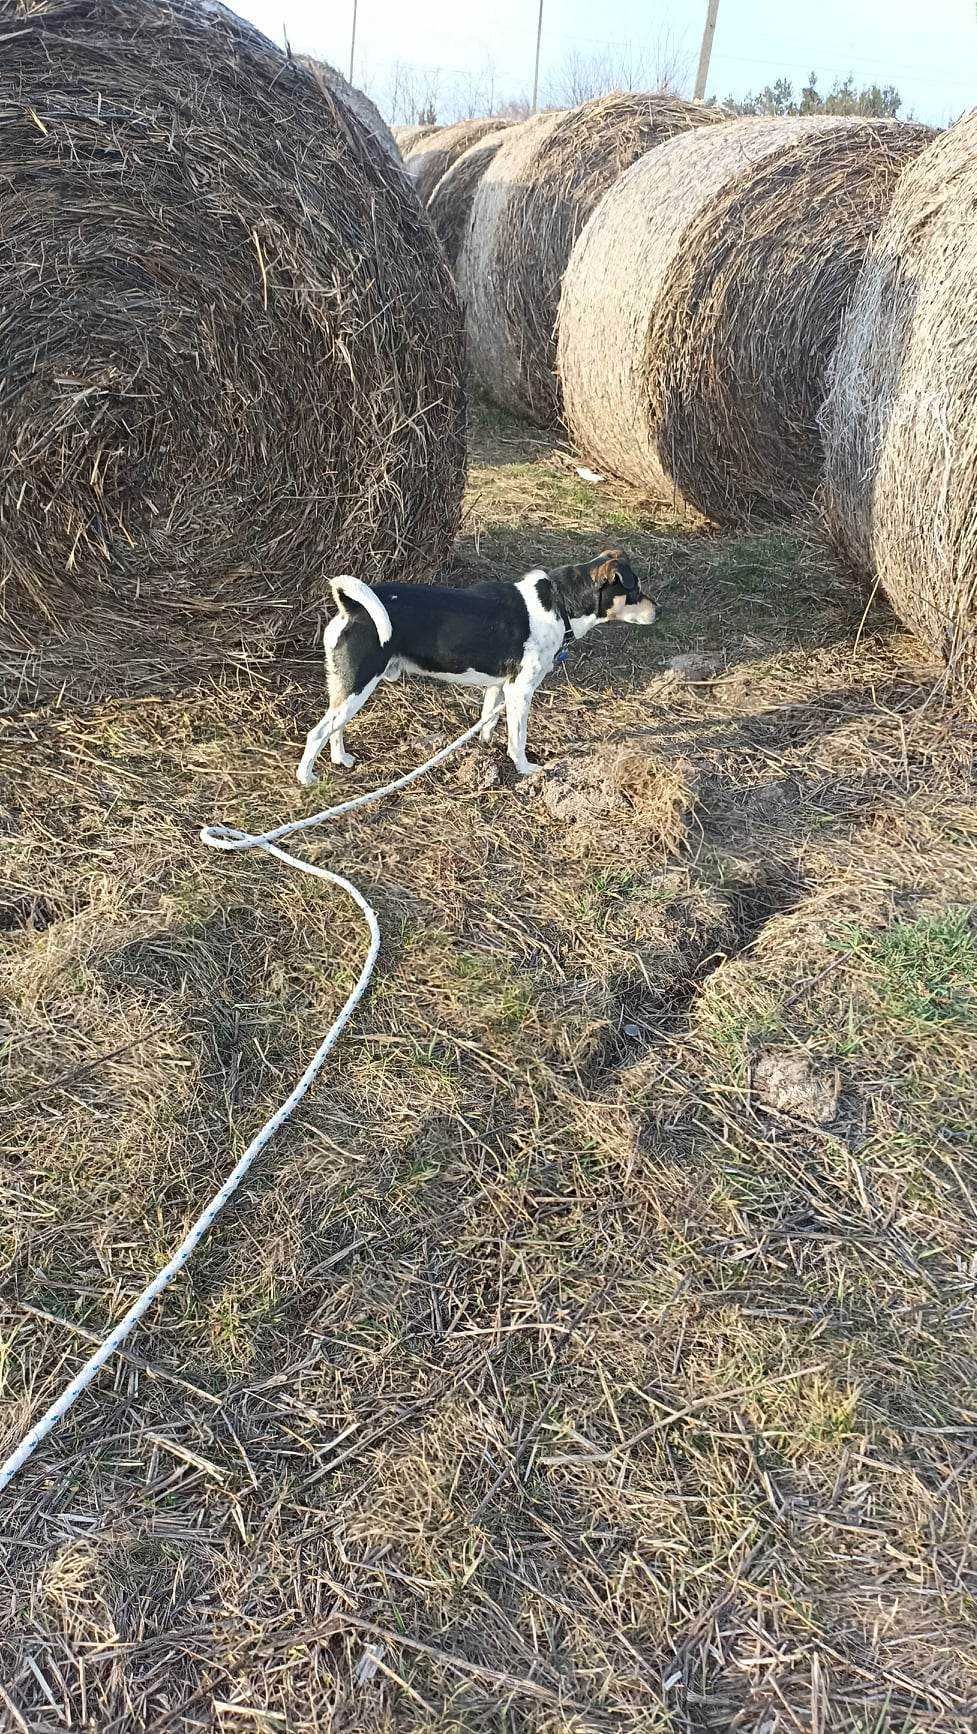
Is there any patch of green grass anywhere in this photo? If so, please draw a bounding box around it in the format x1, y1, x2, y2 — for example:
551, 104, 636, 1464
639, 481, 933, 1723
410, 1036, 461, 1080
451, 950, 532, 1031
797, 1378, 861, 1448
841, 911, 977, 1032
696, 971, 785, 1077
469, 396, 534, 445
718, 531, 806, 583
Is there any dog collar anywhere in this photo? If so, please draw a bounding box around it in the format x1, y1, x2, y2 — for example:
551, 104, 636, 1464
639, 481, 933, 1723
552, 585, 574, 665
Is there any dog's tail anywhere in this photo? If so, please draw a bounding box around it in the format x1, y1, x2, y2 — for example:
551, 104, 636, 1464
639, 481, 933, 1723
329, 575, 393, 646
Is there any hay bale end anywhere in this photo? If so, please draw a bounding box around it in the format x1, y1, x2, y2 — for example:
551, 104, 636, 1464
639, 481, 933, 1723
822, 112, 977, 685
426, 129, 510, 271
558, 115, 933, 525
295, 55, 399, 163
392, 123, 442, 157
406, 117, 511, 207
459, 94, 728, 424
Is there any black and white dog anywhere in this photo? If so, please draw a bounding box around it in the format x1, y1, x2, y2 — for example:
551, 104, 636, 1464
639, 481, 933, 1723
296, 550, 657, 786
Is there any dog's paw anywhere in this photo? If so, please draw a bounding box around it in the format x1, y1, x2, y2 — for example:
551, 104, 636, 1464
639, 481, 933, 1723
331, 751, 357, 769
514, 759, 543, 779
296, 765, 319, 789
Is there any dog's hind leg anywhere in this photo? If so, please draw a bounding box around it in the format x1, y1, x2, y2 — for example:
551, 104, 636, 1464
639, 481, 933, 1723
479, 685, 504, 745
326, 683, 358, 769
296, 675, 381, 787
321, 619, 358, 771
296, 706, 340, 786
327, 717, 357, 771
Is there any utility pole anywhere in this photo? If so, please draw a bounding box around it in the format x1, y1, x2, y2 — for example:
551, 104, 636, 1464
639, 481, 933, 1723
693, 0, 719, 101
349, 0, 358, 84
531, 0, 544, 111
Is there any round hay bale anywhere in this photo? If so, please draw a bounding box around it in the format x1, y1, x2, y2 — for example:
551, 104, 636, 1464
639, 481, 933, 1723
558, 115, 933, 525
405, 117, 511, 206
456, 110, 565, 413
426, 129, 510, 271
459, 94, 728, 424
393, 123, 442, 157
296, 55, 399, 163
0, 0, 466, 701
821, 115, 977, 682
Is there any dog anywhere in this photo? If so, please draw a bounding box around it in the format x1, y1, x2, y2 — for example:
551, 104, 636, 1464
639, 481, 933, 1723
296, 550, 657, 787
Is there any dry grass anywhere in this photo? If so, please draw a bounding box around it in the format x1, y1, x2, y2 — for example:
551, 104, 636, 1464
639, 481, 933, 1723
0, 0, 465, 706
559, 116, 933, 526
822, 112, 977, 688
2, 402, 977, 1729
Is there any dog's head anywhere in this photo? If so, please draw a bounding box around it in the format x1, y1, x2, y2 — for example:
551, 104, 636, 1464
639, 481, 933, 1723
574, 550, 658, 627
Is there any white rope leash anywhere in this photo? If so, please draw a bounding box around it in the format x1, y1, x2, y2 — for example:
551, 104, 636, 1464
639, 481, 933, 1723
0, 702, 503, 1496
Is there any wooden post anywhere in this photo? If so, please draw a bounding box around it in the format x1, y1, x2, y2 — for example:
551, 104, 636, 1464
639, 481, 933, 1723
531, 0, 544, 111
693, 0, 719, 101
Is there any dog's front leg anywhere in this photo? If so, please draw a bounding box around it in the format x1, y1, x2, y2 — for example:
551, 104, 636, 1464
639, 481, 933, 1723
503, 679, 542, 776
479, 685, 504, 745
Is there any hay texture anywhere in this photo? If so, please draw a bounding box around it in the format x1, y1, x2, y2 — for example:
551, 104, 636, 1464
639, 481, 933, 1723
558, 116, 933, 525
459, 95, 727, 424
426, 129, 510, 270
406, 117, 511, 206
393, 123, 441, 156
296, 55, 399, 162
0, 0, 466, 699
822, 114, 977, 684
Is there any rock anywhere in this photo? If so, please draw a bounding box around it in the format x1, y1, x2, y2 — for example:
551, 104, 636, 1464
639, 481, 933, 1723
669, 652, 722, 683
753, 1049, 841, 1125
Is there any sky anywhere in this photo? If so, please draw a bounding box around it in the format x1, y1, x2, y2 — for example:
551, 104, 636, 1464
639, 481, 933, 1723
232, 0, 977, 127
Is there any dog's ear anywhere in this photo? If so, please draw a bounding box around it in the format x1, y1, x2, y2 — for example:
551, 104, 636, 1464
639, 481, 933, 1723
592, 549, 627, 584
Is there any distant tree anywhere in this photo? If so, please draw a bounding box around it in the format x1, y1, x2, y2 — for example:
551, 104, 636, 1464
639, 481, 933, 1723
447, 60, 499, 121
375, 35, 696, 129
543, 38, 691, 108
378, 55, 506, 125
381, 60, 442, 125
497, 95, 533, 120
720, 71, 904, 119
801, 72, 903, 116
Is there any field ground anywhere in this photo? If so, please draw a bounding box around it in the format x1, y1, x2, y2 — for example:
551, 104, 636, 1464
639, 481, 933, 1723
2, 407, 977, 1731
